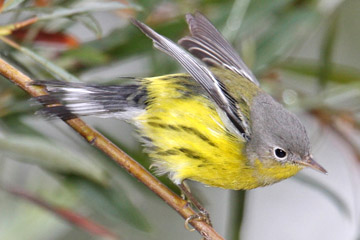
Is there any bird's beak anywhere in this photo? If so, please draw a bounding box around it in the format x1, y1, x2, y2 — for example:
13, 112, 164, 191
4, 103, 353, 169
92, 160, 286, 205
297, 156, 327, 174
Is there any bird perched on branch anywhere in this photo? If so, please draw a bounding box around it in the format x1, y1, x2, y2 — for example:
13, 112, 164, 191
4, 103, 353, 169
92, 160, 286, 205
35, 13, 326, 194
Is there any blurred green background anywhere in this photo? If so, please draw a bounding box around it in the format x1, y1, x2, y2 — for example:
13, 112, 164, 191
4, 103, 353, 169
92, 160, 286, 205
0, 0, 359, 239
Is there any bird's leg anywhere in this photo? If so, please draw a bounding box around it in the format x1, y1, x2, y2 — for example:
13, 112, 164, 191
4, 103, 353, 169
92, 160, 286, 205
178, 181, 212, 228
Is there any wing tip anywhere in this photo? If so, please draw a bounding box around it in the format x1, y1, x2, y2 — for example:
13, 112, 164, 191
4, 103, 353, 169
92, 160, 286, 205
185, 12, 208, 32
185, 13, 194, 23
131, 18, 162, 46
185, 11, 206, 21
130, 17, 141, 28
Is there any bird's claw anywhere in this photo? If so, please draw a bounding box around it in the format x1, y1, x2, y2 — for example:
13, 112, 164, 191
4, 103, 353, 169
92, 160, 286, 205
184, 210, 212, 231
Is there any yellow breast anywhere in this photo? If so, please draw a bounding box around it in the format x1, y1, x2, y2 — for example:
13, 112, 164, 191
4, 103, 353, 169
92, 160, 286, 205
135, 74, 302, 190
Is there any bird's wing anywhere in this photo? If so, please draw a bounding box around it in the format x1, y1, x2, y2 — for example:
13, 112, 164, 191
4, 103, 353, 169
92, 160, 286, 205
33, 80, 145, 120
178, 12, 259, 86
132, 19, 251, 140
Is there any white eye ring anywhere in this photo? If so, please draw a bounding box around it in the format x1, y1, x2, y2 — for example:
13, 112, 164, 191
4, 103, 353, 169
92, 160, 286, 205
273, 147, 287, 160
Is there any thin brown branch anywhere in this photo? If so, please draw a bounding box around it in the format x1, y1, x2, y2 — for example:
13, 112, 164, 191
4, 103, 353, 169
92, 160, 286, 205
0, 57, 224, 240
0, 35, 21, 48
0, 17, 39, 35
12, 17, 39, 30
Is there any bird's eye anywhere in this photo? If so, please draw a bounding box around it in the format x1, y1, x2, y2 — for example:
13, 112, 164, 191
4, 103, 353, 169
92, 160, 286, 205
274, 147, 287, 160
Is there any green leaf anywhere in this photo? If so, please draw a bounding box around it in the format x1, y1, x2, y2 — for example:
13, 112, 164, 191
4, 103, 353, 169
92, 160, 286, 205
238, 0, 295, 38
64, 18, 188, 75
279, 58, 360, 84
222, 0, 251, 42
255, 7, 321, 73
73, 14, 103, 38
37, 2, 142, 21
72, 178, 150, 232
1, 186, 118, 240
16, 45, 81, 82
2, 0, 26, 12
0, 190, 70, 240
1, 115, 43, 136
318, 11, 340, 88
0, 134, 109, 185
61, 45, 109, 66
0, 95, 35, 116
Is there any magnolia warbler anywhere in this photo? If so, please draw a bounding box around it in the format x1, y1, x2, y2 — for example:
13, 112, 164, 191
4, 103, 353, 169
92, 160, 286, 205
35, 13, 326, 192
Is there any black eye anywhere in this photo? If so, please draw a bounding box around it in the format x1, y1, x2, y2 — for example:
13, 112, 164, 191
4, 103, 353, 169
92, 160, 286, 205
274, 148, 287, 159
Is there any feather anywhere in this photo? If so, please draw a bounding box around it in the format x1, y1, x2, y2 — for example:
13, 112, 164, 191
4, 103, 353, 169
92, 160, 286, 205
33, 80, 145, 120
132, 19, 251, 140
179, 12, 259, 86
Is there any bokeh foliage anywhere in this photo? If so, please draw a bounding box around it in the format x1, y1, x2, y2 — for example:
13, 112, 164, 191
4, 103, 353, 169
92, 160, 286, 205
0, 0, 359, 239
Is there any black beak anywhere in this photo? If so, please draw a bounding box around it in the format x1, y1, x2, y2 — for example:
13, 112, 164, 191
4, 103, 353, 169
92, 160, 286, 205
296, 156, 327, 174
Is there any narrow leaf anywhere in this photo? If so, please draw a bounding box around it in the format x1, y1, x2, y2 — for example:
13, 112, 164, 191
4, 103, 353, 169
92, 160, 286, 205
73, 14, 102, 38
238, 0, 295, 38
255, 8, 321, 73
279, 58, 360, 84
15, 43, 81, 82
1, 186, 118, 240
37, 2, 142, 21
72, 179, 150, 231
1, 115, 43, 136
61, 45, 108, 66
2, 0, 26, 11
0, 134, 109, 185
222, 0, 251, 42
318, 11, 340, 88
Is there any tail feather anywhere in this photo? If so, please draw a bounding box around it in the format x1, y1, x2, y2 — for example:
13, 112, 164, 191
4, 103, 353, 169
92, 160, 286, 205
33, 80, 146, 120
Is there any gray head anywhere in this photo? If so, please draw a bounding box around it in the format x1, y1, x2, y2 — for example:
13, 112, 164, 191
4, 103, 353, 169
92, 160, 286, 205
246, 92, 326, 173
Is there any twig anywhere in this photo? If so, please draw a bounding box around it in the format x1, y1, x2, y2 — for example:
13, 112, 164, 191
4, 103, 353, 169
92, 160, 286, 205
0, 57, 224, 240
0, 17, 38, 35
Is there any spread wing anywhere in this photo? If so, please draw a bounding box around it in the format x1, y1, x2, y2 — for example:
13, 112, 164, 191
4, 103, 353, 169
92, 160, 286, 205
178, 12, 259, 86
132, 19, 251, 140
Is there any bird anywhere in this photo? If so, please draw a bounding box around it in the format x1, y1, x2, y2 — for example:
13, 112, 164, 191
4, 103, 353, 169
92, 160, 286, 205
34, 13, 327, 194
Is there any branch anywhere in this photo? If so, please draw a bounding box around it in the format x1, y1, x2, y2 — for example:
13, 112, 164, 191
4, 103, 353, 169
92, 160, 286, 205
0, 57, 224, 240
0, 17, 38, 35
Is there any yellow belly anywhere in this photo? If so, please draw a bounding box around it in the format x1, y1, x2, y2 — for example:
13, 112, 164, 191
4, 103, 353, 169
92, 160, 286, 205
135, 74, 302, 190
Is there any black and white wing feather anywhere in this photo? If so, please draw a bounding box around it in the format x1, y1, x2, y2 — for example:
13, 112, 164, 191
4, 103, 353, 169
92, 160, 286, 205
34, 80, 146, 120
179, 12, 259, 86
132, 19, 251, 140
